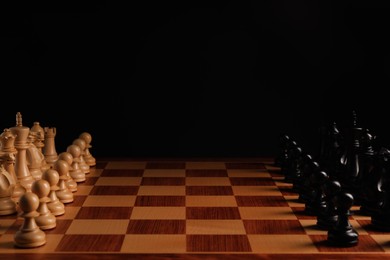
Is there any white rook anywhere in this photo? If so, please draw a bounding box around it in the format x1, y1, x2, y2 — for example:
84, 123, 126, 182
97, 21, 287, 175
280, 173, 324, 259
43, 127, 58, 167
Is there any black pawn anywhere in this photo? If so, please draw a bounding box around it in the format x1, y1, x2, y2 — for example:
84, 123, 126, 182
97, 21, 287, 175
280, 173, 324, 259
299, 160, 320, 203
274, 134, 290, 167
327, 192, 359, 247
304, 170, 328, 216
317, 180, 341, 230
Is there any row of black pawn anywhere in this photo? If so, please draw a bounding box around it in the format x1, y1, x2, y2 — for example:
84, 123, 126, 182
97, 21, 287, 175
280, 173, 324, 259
274, 135, 359, 247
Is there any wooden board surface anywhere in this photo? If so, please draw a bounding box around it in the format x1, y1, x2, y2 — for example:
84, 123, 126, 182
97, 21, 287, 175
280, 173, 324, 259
1, 158, 390, 259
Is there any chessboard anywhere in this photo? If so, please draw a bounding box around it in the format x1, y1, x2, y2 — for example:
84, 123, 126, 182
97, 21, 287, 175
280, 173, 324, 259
1, 157, 390, 260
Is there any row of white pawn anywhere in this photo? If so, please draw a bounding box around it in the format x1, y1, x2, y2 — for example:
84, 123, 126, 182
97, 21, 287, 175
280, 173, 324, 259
14, 158, 78, 248
2, 143, 96, 248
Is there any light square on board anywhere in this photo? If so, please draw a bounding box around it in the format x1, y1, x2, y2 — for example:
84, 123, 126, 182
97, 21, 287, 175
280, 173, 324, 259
83, 195, 136, 207
232, 186, 282, 196
130, 207, 186, 219
186, 220, 246, 235
239, 207, 297, 220
66, 219, 129, 234
248, 234, 318, 253
186, 177, 231, 186
227, 169, 270, 178
186, 196, 237, 207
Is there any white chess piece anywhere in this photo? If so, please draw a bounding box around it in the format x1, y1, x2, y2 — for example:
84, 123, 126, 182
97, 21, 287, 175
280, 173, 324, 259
53, 160, 74, 203
79, 132, 96, 166
41, 169, 65, 216
31, 179, 56, 230
14, 192, 46, 248
10, 112, 35, 193
66, 145, 85, 182
72, 138, 90, 174
0, 167, 17, 215
57, 152, 77, 192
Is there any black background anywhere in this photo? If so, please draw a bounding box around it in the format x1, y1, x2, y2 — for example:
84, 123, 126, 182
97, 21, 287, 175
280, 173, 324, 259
1, 1, 389, 158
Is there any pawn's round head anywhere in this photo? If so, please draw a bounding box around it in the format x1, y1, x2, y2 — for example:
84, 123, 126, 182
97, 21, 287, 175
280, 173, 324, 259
67, 144, 81, 158
73, 138, 86, 151
42, 169, 60, 186
79, 132, 92, 144
54, 159, 70, 175
19, 192, 39, 212
31, 179, 51, 198
58, 152, 73, 165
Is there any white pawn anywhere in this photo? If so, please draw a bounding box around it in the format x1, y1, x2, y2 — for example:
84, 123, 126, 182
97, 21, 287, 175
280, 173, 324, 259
79, 132, 96, 166
57, 152, 77, 192
14, 192, 46, 248
72, 138, 90, 175
53, 160, 74, 204
41, 169, 65, 216
31, 179, 56, 230
66, 144, 85, 182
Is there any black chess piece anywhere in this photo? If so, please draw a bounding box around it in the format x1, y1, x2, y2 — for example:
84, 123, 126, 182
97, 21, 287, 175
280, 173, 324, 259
360, 148, 390, 216
371, 149, 390, 231
317, 180, 341, 230
354, 128, 375, 205
293, 154, 312, 196
299, 160, 320, 203
280, 140, 297, 176
305, 170, 328, 216
338, 111, 364, 200
324, 122, 344, 180
284, 146, 303, 184
327, 192, 359, 247
274, 134, 290, 167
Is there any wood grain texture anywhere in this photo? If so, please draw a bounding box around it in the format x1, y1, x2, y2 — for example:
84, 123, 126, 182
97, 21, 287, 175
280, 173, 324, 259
101, 169, 144, 177
310, 235, 384, 252
186, 186, 233, 195
55, 235, 125, 252
187, 235, 251, 252
229, 178, 274, 186
76, 207, 133, 219
243, 220, 306, 234
141, 177, 186, 185
135, 196, 185, 206
90, 186, 139, 195
186, 207, 241, 219
127, 220, 186, 234
146, 162, 186, 169
235, 196, 288, 207
68, 195, 87, 206
225, 163, 266, 169
186, 170, 228, 177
